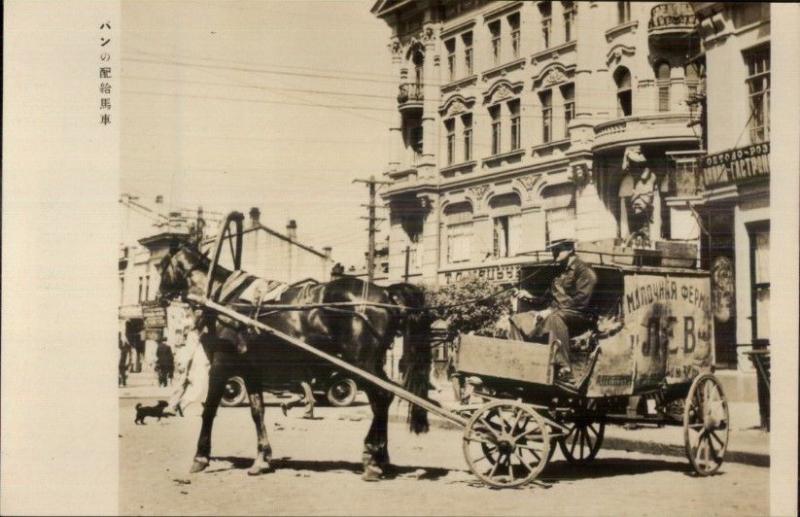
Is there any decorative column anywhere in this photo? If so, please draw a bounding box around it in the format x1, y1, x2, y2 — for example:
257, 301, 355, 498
386, 207, 408, 283
418, 193, 441, 284
472, 215, 492, 264
519, 207, 546, 252
389, 37, 404, 172
570, 0, 602, 146
420, 24, 440, 182
518, 174, 547, 253
468, 184, 492, 263
573, 162, 618, 242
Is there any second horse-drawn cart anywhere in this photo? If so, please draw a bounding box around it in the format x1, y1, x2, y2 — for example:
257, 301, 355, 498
189, 212, 729, 488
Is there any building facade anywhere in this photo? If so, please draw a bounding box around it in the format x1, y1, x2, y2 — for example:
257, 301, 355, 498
372, 1, 703, 279
690, 2, 770, 372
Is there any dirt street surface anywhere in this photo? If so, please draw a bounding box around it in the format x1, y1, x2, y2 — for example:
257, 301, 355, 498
120, 399, 767, 516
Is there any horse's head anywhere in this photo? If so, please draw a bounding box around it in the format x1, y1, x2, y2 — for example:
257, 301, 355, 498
156, 244, 209, 304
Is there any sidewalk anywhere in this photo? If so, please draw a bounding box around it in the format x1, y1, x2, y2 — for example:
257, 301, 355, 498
118, 371, 174, 399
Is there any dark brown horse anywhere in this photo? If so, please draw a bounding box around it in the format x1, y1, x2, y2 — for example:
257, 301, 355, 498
157, 243, 432, 480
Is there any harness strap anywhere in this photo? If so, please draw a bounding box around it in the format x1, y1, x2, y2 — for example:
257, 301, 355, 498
215, 270, 253, 304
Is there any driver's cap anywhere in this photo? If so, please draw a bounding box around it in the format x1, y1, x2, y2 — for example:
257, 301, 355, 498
547, 239, 576, 262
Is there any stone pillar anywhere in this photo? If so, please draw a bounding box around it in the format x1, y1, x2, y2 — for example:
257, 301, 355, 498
389, 38, 404, 172
472, 215, 493, 263
574, 163, 618, 242
418, 194, 440, 284
387, 209, 409, 283
570, 1, 603, 148
519, 207, 547, 253
420, 25, 441, 181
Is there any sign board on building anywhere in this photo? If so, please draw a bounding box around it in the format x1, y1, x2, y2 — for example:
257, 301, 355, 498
700, 142, 770, 189
441, 264, 520, 285
142, 303, 167, 330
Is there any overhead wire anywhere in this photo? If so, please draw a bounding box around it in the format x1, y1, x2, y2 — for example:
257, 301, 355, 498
125, 47, 401, 81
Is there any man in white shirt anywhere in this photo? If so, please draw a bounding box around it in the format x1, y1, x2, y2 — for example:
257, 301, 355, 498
166, 311, 210, 416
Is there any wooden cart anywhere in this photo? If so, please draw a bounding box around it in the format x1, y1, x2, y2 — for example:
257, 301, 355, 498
452, 259, 730, 487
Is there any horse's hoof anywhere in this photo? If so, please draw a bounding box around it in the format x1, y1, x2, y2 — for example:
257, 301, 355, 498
189, 457, 209, 474
247, 462, 272, 476
361, 465, 383, 482
247, 461, 272, 476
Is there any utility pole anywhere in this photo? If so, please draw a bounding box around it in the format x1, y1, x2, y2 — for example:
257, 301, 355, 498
353, 175, 391, 283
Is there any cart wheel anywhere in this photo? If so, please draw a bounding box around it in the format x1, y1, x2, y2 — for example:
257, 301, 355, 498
558, 419, 605, 464
326, 378, 358, 407
221, 376, 247, 407
683, 373, 729, 476
462, 401, 550, 488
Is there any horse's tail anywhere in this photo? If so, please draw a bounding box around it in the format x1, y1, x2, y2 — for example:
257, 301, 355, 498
388, 283, 432, 434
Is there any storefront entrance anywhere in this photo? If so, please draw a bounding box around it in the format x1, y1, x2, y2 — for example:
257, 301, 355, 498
702, 204, 737, 368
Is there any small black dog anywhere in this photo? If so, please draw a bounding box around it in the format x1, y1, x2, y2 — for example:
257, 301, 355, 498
134, 400, 169, 425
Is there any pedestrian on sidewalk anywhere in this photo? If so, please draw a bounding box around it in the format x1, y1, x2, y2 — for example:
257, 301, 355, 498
155, 337, 174, 387
280, 381, 316, 419
166, 311, 211, 416
118, 332, 132, 387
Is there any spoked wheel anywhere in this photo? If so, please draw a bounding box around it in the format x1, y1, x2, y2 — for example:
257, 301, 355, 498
683, 373, 729, 476
558, 419, 605, 464
462, 401, 550, 488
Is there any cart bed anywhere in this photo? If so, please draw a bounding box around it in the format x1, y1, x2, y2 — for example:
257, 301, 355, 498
456, 334, 555, 385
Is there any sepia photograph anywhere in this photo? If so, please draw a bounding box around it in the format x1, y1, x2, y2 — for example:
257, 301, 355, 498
2, 1, 799, 515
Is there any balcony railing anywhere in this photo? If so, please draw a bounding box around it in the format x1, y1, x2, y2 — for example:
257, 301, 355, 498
397, 83, 424, 105
593, 113, 698, 151
699, 142, 770, 189
648, 3, 697, 40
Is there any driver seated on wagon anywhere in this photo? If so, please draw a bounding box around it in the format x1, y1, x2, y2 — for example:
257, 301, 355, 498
508, 239, 597, 389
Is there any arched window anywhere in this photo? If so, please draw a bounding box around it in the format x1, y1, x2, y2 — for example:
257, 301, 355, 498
614, 67, 632, 117
656, 62, 671, 112
685, 62, 700, 117
489, 193, 522, 258
444, 202, 473, 264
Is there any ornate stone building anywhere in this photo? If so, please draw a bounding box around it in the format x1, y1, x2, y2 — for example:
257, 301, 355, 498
371, 0, 705, 288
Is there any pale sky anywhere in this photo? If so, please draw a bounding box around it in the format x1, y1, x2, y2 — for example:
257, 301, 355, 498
121, 0, 393, 267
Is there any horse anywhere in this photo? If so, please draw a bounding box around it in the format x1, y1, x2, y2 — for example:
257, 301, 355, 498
156, 243, 433, 480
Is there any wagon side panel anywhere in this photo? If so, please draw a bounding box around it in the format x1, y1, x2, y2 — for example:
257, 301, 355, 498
620, 274, 714, 393
584, 332, 635, 397
456, 335, 554, 385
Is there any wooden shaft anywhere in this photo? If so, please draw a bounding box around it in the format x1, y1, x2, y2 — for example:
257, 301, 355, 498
188, 294, 468, 428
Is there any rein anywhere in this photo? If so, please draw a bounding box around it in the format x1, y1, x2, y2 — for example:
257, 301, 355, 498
220, 265, 550, 314
169, 245, 551, 317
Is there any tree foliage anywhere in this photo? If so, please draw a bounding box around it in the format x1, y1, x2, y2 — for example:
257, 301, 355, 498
421, 277, 513, 337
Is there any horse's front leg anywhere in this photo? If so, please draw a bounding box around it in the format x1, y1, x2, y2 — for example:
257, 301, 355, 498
190, 360, 226, 473
362, 382, 394, 481
244, 374, 273, 476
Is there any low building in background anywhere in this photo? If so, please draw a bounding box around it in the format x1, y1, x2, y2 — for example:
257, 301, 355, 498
119, 203, 335, 351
